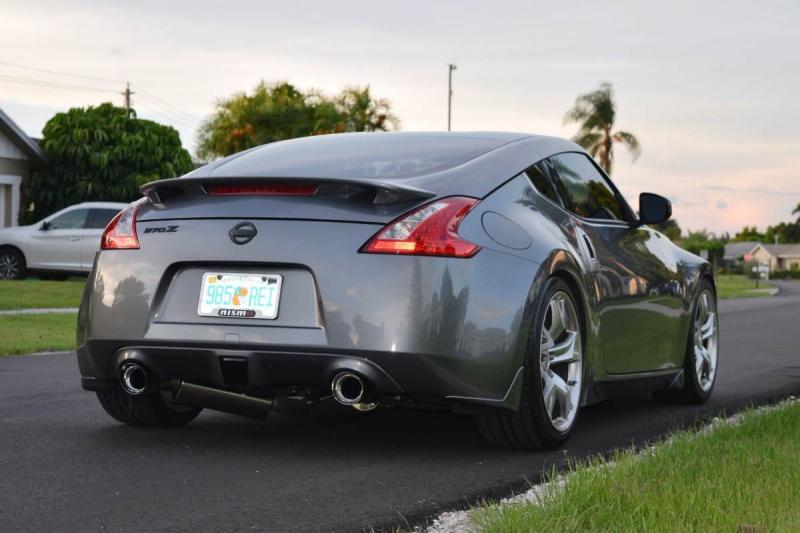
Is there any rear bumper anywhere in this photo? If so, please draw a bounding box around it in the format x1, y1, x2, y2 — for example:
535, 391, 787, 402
78, 341, 525, 412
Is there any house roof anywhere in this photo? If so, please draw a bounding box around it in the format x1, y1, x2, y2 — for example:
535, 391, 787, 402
757, 243, 800, 258
723, 241, 759, 260
0, 107, 45, 165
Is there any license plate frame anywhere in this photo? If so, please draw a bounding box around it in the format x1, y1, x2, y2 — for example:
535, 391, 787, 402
197, 272, 283, 320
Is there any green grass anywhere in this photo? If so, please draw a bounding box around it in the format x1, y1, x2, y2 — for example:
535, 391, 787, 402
475, 401, 800, 532
716, 274, 775, 300
0, 278, 86, 309
0, 313, 77, 355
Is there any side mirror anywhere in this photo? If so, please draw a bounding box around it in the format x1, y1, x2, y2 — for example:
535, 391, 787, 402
40, 221, 51, 231
637, 193, 672, 225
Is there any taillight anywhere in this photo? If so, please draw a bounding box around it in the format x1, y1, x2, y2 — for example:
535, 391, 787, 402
361, 196, 480, 257
207, 184, 318, 196
101, 198, 145, 250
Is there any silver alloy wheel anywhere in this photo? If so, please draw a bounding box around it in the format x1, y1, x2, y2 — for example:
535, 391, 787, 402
693, 289, 718, 392
540, 290, 582, 432
0, 252, 20, 279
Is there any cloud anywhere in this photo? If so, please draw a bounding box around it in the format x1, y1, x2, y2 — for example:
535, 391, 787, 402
716, 200, 728, 209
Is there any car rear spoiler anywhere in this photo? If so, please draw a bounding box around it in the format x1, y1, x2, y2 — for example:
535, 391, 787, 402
140, 176, 437, 206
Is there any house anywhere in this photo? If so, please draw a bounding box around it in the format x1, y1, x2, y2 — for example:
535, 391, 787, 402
0, 107, 45, 228
721, 241, 759, 270
749, 243, 800, 272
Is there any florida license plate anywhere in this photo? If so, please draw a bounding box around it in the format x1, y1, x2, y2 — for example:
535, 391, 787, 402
197, 272, 283, 319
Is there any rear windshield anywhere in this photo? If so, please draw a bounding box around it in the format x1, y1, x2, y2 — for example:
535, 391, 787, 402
208, 134, 506, 180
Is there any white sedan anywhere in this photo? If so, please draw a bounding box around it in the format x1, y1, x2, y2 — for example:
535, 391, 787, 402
0, 202, 127, 279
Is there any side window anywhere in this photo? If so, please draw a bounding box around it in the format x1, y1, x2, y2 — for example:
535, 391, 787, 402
549, 153, 625, 221
48, 209, 90, 230
525, 162, 561, 206
87, 209, 121, 229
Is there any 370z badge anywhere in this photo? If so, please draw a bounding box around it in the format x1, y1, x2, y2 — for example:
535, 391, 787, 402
143, 225, 179, 233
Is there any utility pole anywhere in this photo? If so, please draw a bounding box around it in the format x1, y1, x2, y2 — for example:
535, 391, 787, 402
447, 64, 457, 131
121, 82, 135, 117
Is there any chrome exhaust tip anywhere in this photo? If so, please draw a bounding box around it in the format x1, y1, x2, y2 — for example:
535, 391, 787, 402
331, 372, 365, 405
120, 362, 148, 395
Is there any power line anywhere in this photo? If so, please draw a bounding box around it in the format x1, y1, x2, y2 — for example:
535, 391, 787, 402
0, 61, 202, 130
0, 73, 117, 94
135, 88, 199, 124
134, 100, 201, 130
0, 60, 124, 85
135, 91, 201, 128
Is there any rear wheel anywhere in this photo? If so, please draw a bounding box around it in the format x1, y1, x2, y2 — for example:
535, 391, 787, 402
0, 248, 26, 280
654, 280, 719, 404
476, 278, 584, 449
96, 388, 202, 427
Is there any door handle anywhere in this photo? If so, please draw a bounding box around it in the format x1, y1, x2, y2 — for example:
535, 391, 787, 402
68, 236, 80, 241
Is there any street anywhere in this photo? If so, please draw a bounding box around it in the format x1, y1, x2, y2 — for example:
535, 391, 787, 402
1, 281, 799, 532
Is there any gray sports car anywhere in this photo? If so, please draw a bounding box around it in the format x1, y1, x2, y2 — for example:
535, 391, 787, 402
77, 132, 719, 449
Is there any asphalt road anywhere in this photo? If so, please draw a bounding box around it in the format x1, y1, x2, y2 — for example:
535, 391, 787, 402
2, 281, 799, 532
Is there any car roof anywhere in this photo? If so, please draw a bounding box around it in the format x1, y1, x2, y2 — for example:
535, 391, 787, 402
184, 131, 584, 199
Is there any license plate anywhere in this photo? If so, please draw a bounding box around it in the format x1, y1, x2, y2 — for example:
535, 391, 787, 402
197, 272, 283, 319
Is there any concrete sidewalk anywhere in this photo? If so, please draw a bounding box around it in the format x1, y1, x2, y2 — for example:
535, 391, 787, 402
0, 307, 78, 315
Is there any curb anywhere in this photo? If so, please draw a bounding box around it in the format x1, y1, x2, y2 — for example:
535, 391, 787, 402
0, 308, 79, 316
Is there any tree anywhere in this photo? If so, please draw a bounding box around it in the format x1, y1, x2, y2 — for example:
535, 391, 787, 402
651, 219, 682, 241
733, 226, 763, 242
335, 86, 398, 132
764, 222, 800, 245
680, 230, 725, 265
563, 82, 640, 174
21, 103, 192, 224
197, 81, 399, 160
794, 203, 800, 218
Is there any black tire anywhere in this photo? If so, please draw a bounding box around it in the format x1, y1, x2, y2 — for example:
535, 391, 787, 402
476, 277, 584, 450
0, 247, 27, 280
96, 388, 202, 427
654, 279, 719, 404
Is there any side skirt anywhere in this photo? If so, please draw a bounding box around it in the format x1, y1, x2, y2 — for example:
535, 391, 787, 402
588, 368, 684, 403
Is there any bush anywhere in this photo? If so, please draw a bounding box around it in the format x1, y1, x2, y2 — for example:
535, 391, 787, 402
770, 271, 800, 280
21, 103, 193, 224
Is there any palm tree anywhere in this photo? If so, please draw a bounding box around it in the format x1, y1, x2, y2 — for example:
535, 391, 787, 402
563, 82, 641, 175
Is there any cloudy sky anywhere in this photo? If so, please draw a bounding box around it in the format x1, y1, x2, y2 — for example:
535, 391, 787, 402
2, 0, 798, 235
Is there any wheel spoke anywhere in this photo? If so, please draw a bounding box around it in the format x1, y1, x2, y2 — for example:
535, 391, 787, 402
542, 372, 557, 417
700, 292, 709, 319
694, 345, 706, 375
548, 297, 567, 337
540, 328, 554, 351
550, 372, 571, 419
700, 313, 715, 340
547, 331, 579, 366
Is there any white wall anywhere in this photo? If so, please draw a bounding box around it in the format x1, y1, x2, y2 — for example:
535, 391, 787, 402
0, 174, 22, 228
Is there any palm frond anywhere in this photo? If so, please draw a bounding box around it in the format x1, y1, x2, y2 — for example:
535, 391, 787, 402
572, 131, 602, 151
612, 130, 641, 161
563, 82, 615, 128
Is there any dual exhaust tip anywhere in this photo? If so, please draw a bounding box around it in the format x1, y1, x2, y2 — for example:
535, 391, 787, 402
119, 363, 377, 411
331, 372, 365, 405
331, 371, 377, 411
120, 362, 148, 395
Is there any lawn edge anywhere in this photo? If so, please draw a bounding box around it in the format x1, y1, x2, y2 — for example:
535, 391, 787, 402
422, 396, 799, 533
362, 390, 800, 533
